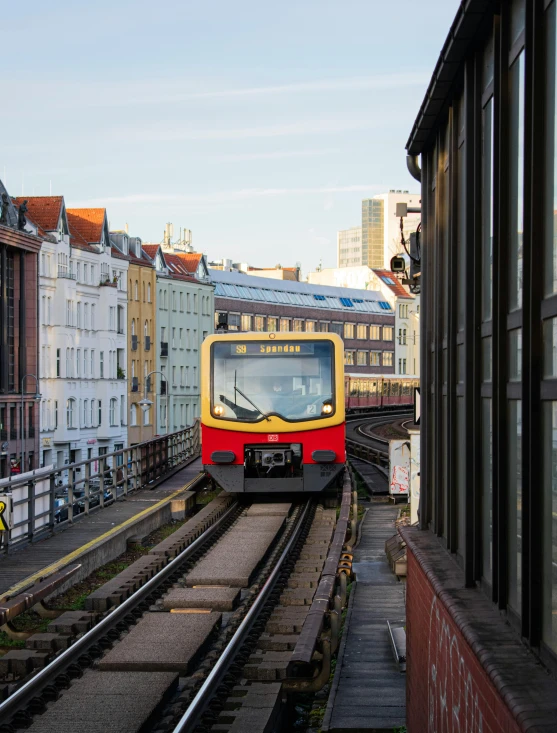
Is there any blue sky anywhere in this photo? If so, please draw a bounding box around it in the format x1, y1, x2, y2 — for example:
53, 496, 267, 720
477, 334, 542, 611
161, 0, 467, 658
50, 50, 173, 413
4, 0, 459, 272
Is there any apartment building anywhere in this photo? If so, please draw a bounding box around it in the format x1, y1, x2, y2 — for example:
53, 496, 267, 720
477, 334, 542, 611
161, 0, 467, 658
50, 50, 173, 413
0, 183, 42, 478
143, 245, 214, 432
21, 198, 128, 470
111, 230, 156, 445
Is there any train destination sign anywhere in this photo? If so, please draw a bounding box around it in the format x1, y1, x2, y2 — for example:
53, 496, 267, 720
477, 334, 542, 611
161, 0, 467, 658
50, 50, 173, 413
231, 343, 316, 356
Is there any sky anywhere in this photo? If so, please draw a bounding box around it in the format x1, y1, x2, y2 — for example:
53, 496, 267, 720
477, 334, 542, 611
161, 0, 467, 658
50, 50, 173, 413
3, 0, 459, 273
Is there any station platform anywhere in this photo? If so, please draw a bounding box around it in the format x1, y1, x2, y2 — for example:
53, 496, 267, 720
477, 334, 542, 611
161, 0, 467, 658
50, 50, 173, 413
0, 458, 203, 599
323, 474, 406, 732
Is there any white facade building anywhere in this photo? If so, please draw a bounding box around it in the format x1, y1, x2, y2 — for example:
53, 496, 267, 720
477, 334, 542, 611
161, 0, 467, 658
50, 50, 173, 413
337, 226, 363, 268
307, 265, 420, 376
24, 198, 128, 470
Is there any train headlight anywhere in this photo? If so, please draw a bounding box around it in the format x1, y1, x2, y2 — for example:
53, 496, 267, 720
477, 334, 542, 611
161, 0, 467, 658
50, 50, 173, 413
213, 405, 225, 417
322, 403, 333, 415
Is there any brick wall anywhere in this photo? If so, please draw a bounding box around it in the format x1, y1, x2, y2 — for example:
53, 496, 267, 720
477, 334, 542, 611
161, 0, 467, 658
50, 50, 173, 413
403, 526, 557, 733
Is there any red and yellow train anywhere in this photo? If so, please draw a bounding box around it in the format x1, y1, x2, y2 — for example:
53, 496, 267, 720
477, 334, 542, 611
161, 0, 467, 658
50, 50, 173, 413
201, 332, 418, 494
201, 332, 346, 494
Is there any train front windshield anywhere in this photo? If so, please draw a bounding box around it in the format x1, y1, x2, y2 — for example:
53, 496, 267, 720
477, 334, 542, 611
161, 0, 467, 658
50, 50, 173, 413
212, 340, 334, 422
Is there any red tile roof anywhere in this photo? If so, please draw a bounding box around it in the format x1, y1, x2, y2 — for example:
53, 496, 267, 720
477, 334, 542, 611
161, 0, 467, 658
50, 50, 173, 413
13, 196, 63, 232
110, 246, 129, 261
163, 253, 198, 282
372, 269, 413, 298
142, 244, 161, 260
174, 252, 203, 274
66, 208, 105, 244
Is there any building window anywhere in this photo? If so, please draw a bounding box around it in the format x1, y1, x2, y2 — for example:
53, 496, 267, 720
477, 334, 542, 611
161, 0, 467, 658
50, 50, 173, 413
398, 358, 407, 374
98, 400, 102, 426
130, 403, 137, 426
383, 326, 393, 340
100, 351, 104, 379
344, 323, 355, 339
399, 303, 409, 318
369, 325, 380, 340
344, 350, 355, 366
279, 318, 290, 332
66, 398, 76, 428
91, 304, 96, 330
306, 320, 316, 333
320, 322, 329, 332
241, 314, 252, 331
54, 400, 58, 429
357, 324, 367, 339
398, 328, 407, 345
172, 291, 177, 310
172, 327, 176, 348
357, 351, 367, 366
76, 349, 81, 377
148, 283, 152, 302
383, 351, 393, 367
109, 398, 117, 426
56, 348, 61, 377
179, 292, 184, 311
293, 319, 304, 332
255, 316, 265, 331
194, 294, 198, 313
330, 323, 343, 336
267, 317, 278, 332
370, 352, 381, 367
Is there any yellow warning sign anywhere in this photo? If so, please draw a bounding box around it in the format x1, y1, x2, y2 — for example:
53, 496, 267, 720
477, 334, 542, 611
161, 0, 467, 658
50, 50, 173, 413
0, 500, 8, 531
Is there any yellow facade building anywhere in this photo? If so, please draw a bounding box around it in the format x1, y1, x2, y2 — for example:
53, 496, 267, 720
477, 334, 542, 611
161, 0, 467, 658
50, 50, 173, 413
111, 233, 157, 444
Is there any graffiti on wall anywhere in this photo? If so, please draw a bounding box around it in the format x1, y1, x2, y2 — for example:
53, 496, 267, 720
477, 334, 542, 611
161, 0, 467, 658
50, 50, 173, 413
428, 596, 484, 733
390, 464, 409, 495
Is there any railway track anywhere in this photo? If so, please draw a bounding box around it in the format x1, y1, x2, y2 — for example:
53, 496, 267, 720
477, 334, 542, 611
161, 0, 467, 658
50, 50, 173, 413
345, 410, 412, 469
0, 479, 353, 733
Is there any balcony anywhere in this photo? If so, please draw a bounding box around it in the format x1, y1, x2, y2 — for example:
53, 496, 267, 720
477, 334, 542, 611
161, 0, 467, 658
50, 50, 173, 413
99, 279, 117, 288
145, 336, 151, 351
160, 342, 168, 357
58, 269, 76, 280
131, 377, 139, 393
131, 335, 138, 351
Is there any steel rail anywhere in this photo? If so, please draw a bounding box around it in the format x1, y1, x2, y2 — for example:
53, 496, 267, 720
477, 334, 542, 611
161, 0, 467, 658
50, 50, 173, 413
0, 499, 240, 728
172, 499, 312, 733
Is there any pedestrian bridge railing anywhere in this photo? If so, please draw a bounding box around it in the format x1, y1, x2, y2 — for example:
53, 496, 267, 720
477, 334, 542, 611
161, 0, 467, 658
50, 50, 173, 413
0, 422, 200, 554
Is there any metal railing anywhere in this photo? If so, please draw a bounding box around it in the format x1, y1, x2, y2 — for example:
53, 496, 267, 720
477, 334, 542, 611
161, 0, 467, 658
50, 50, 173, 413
0, 421, 200, 554
345, 438, 389, 469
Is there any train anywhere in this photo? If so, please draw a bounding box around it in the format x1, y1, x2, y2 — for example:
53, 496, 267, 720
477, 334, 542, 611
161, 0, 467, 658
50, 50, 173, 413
201, 332, 346, 494
344, 374, 419, 413
201, 332, 419, 494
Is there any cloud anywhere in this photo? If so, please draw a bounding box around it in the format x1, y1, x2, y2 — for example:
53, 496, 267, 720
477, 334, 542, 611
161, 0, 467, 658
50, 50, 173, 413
2, 72, 430, 111
212, 148, 340, 162
71, 184, 383, 208
112, 72, 430, 106
118, 119, 377, 143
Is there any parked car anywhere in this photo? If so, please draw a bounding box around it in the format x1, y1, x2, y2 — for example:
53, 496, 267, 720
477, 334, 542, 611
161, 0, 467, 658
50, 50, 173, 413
54, 496, 81, 523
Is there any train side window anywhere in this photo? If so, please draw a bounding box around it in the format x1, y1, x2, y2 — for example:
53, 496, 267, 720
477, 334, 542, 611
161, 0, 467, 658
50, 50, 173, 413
350, 379, 359, 396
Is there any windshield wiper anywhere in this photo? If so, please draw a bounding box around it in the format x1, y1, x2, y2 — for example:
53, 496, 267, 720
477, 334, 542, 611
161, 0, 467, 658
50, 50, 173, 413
234, 385, 271, 422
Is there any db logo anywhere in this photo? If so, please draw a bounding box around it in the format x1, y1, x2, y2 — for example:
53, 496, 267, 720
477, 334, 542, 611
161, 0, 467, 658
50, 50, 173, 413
267, 434, 279, 442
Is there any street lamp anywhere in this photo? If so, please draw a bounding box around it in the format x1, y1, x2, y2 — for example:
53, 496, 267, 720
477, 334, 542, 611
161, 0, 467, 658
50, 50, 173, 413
142, 371, 169, 435
21, 373, 41, 475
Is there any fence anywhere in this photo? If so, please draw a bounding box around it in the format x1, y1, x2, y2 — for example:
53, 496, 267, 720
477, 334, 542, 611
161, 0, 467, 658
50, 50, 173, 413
0, 422, 200, 553
345, 438, 389, 470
